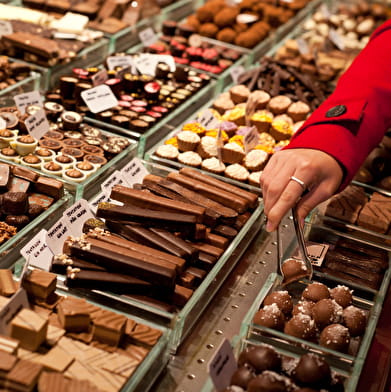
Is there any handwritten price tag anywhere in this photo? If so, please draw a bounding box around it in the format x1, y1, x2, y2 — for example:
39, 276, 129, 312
297, 38, 310, 55
46, 217, 71, 255
25, 109, 50, 140
81, 84, 118, 114
244, 126, 259, 153
120, 157, 149, 187
139, 27, 158, 47
89, 191, 111, 214
20, 230, 53, 271
106, 55, 134, 71
63, 199, 94, 237
101, 170, 126, 195
14, 91, 43, 115
196, 109, 219, 129
92, 69, 109, 86
230, 66, 245, 84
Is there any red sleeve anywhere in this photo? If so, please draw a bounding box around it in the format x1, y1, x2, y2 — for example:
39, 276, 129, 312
285, 19, 391, 190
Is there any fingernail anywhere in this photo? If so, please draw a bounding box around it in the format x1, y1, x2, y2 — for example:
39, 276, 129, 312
266, 221, 274, 232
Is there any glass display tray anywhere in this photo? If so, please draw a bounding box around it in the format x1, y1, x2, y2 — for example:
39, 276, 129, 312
0, 71, 41, 107
313, 182, 391, 252
86, 78, 218, 157
128, 36, 251, 93
0, 190, 73, 269
13, 38, 110, 91
42, 160, 264, 352
0, 136, 137, 201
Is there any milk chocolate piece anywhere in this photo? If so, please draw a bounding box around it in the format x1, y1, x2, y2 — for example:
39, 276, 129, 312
92, 309, 127, 346
21, 269, 57, 300
213, 224, 238, 239
127, 322, 162, 347
196, 251, 217, 270
0, 350, 17, 375
6, 359, 43, 392
190, 242, 224, 258
357, 192, 391, 233
28, 193, 54, 209
173, 284, 193, 307
97, 202, 197, 238
66, 268, 155, 294
34, 176, 64, 200
68, 237, 176, 289
0, 335, 19, 355
11, 309, 48, 351
57, 297, 91, 332
110, 185, 205, 223
205, 231, 229, 249
0, 269, 17, 297
0, 164, 10, 190
7, 177, 30, 193
186, 267, 206, 285
180, 167, 258, 208
167, 172, 249, 213
2, 192, 28, 215
39, 345, 75, 372
179, 271, 196, 289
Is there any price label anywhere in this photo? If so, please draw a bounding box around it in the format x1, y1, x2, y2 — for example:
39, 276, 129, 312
297, 38, 310, 55
20, 230, 53, 271
81, 84, 119, 114
106, 55, 134, 71
320, 3, 331, 19
244, 126, 259, 153
196, 109, 219, 129
101, 170, 126, 196
0, 117, 6, 130
329, 29, 345, 51
25, 109, 50, 140
116, 65, 133, 80
120, 157, 149, 187
92, 69, 109, 86
0, 20, 13, 37
230, 66, 245, 84
139, 27, 158, 47
208, 339, 237, 391
14, 91, 43, 115
63, 199, 94, 238
46, 217, 71, 256
0, 288, 29, 335
135, 54, 176, 76
89, 191, 111, 214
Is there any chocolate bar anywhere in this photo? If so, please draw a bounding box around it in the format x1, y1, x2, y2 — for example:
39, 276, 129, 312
190, 242, 224, 259
110, 185, 205, 223
67, 237, 176, 289
11, 165, 39, 182
205, 231, 229, 249
51, 254, 107, 274
96, 202, 197, 238
34, 176, 64, 200
0, 269, 17, 297
213, 224, 238, 239
173, 285, 193, 308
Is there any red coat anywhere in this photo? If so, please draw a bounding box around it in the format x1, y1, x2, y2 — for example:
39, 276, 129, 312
286, 19, 391, 189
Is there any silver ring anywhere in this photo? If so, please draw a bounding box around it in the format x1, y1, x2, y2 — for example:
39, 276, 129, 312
290, 176, 306, 190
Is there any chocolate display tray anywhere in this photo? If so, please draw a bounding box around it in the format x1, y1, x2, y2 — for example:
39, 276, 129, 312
86, 77, 218, 157
55, 160, 264, 352
0, 71, 40, 107
0, 134, 137, 201
0, 190, 73, 269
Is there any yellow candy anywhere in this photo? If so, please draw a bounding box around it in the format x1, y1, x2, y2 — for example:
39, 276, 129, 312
165, 137, 178, 147
182, 122, 206, 134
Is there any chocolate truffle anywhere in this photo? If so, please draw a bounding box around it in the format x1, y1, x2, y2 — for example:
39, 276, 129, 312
319, 324, 350, 352
330, 285, 353, 308
2, 192, 28, 215
312, 299, 343, 328
247, 371, 292, 392
230, 365, 255, 388
292, 301, 314, 317
253, 303, 285, 331
302, 282, 330, 302
281, 258, 309, 285
342, 306, 367, 336
284, 314, 316, 340
239, 345, 281, 373
263, 291, 293, 315
293, 353, 331, 387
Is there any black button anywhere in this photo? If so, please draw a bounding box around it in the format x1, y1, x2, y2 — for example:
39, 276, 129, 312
326, 105, 347, 118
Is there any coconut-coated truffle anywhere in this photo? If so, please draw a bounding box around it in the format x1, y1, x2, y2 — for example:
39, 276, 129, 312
263, 291, 293, 315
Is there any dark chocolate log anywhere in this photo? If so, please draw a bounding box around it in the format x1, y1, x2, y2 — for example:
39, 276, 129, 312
186, 267, 206, 285
189, 242, 224, 259
51, 255, 107, 274
196, 252, 217, 270
205, 231, 229, 249
68, 238, 176, 289
167, 172, 249, 213
65, 267, 154, 294
86, 229, 187, 273
173, 285, 193, 308
234, 212, 251, 230
34, 176, 64, 200
109, 185, 205, 223
106, 220, 190, 261
179, 271, 196, 289
96, 202, 197, 238
11, 165, 39, 182
143, 174, 238, 223
213, 225, 238, 239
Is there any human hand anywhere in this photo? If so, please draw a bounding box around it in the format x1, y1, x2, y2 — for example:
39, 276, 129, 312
260, 148, 344, 232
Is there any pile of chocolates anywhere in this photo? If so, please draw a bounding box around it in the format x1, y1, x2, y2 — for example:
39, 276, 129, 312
0, 268, 163, 392
144, 20, 243, 74
53, 167, 259, 311
253, 280, 368, 354
0, 162, 64, 242
183, 0, 311, 48
0, 57, 32, 92
225, 344, 345, 391
50, 62, 210, 133
0, 105, 131, 184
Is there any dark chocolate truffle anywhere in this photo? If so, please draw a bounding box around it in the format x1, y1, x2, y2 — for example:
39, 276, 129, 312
247, 371, 293, 392
263, 291, 293, 315
281, 258, 309, 285
293, 353, 331, 387
312, 299, 343, 329
230, 365, 255, 389
319, 324, 350, 353
2, 192, 29, 215
292, 301, 314, 317
284, 314, 316, 340
330, 285, 353, 308
239, 345, 281, 373
302, 282, 330, 302
253, 304, 285, 331
342, 306, 366, 336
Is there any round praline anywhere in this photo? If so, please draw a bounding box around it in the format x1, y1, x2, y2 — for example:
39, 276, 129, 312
238, 345, 281, 373
342, 306, 366, 336
312, 299, 343, 329
293, 353, 331, 387
230, 365, 255, 389
330, 285, 353, 308
253, 304, 285, 331
284, 314, 317, 340
263, 291, 293, 315
302, 282, 330, 302
281, 258, 309, 285
319, 324, 350, 353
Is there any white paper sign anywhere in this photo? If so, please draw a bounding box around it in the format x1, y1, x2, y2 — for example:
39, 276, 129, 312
92, 69, 109, 86
208, 339, 237, 391
244, 126, 259, 153
25, 109, 50, 140
106, 55, 134, 71
81, 84, 119, 114
0, 20, 13, 37
14, 91, 43, 115
62, 199, 95, 237
46, 217, 71, 256
320, 3, 331, 19
0, 289, 29, 335
230, 66, 245, 84
0, 117, 6, 130
297, 38, 310, 55
101, 170, 126, 195
120, 157, 149, 187
134, 55, 156, 76
196, 109, 219, 129
20, 229, 53, 271
329, 29, 345, 50
89, 191, 111, 214
139, 27, 158, 47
